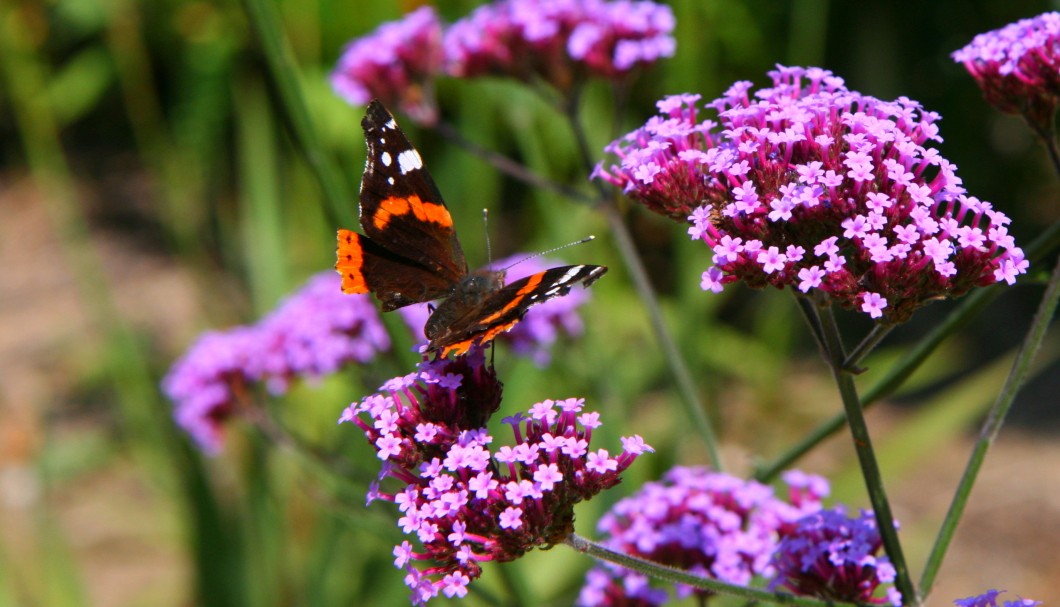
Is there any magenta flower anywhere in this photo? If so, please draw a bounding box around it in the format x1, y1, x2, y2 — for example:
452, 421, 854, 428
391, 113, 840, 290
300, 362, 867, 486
770, 507, 901, 606
597, 66, 1027, 323
952, 12, 1060, 133
341, 350, 652, 605
577, 467, 828, 606
163, 272, 390, 454
955, 589, 1042, 607
331, 6, 444, 125
397, 254, 594, 366
444, 0, 674, 90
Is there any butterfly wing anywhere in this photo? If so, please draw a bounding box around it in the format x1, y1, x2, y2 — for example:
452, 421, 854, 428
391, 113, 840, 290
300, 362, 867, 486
426, 265, 608, 357
358, 100, 467, 281
335, 100, 467, 309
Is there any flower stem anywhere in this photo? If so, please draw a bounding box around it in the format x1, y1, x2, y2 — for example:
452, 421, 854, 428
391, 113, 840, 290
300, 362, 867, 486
564, 98, 724, 469
433, 120, 592, 203
241, 0, 355, 228
564, 533, 860, 607
814, 305, 917, 606
918, 250, 1060, 598
843, 324, 895, 372
440, 95, 724, 469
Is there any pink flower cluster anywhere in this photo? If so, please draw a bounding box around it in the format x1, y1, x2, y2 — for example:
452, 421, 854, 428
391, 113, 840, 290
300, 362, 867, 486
330, 0, 675, 122
162, 272, 390, 454
577, 468, 828, 606
330, 6, 444, 125
771, 508, 901, 606
445, 0, 675, 88
952, 12, 1060, 131
596, 66, 1028, 323
340, 349, 651, 605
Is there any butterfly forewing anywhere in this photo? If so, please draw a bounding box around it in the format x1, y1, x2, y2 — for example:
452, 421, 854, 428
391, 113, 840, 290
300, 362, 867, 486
358, 101, 467, 282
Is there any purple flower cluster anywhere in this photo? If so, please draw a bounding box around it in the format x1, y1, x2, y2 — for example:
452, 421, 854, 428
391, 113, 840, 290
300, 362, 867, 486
770, 507, 901, 606
952, 12, 1060, 131
955, 589, 1042, 607
331, 1, 674, 121
340, 349, 652, 605
331, 6, 444, 125
445, 0, 675, 88
163, 272, 390, 454
398, 254, 594, 366
577, 467, 828, 606
596, 66, 1028, 323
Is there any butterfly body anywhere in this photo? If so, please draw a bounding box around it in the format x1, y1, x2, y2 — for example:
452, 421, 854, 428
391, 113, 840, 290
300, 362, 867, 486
336, 100, 606, 357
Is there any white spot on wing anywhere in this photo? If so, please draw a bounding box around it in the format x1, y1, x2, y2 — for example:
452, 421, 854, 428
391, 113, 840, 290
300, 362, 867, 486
384, 119, 397, 130
387, 177, 395, 185
555, 265, 585, 286
381, 151, 392, 166
398, 149, 423, 174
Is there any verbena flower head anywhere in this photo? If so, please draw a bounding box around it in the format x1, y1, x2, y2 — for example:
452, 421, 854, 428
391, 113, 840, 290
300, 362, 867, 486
398, 254, 594, 366
331, 6, 444, 125
770, 507, 901, 606
577, 467, 828, 606
444, 0, 675, 90
341, 353, 652, 605
955, 589, 1042, 607
163, 272, 390, 453
952, 12, 1060, 132
598, 66, 1027, 323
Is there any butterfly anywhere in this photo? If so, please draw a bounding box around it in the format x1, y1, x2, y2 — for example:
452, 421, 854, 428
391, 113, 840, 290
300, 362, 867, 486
335, 100, 606, 357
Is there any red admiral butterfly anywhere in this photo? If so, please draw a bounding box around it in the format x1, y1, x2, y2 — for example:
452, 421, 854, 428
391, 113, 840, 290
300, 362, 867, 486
336, 100, 607, 357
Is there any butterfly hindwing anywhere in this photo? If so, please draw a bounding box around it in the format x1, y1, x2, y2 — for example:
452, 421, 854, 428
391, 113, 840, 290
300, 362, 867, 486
426, 264, 608, 357
336, 229, 455, 310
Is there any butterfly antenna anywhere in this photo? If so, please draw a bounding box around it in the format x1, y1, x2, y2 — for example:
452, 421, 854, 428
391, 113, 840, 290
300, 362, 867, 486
501, 235, 596, 271
482, 208, 493, 266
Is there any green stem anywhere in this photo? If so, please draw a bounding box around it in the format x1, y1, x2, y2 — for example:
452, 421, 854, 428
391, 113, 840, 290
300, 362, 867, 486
755, 215, 1060, 482
814, 306, 917, 606
843, 324, 894, 372
241, 0, 354, 228
565, 99, 724, 469
436, 94, 724, 468
564, 534, 861, 607
918, 250, 1060, 598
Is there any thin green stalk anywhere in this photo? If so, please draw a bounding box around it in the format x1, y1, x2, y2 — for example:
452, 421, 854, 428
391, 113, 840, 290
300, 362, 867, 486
433, 96, 724, 467
565, 99, 724, 469
565, 534, 861, 607
815, 306, 916, 606
241, 0, 354, 228
843, 325, 894, 372
918, 250, 1060, 598
755, 215, 1060, 482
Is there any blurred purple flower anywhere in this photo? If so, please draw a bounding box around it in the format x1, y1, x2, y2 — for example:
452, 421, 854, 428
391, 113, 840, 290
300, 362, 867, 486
770, 507, 901, 606
955, 589, 1042, 607
597, 66, 1027, 323
444, 0, 674, 90
341, 349, 651, 605
331, 6, 444, 125
577, 466, 828, 606
952, 12, 1060, 133
398, 254, 594, 366
163, 272, 390, 454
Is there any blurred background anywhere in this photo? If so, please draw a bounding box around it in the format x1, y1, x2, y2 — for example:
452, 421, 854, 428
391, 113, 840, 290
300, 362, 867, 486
1, 0, 1058, 605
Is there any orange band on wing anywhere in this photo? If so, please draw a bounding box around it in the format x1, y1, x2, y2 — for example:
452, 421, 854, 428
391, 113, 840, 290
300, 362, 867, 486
335, 229, 369, 294
439, 319, 519, 358
478, 273, 544, 324
372, 195, 453, 231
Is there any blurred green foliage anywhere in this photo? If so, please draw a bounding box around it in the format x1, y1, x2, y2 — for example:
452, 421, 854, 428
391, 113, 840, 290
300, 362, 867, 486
1, 0, 1057, 605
